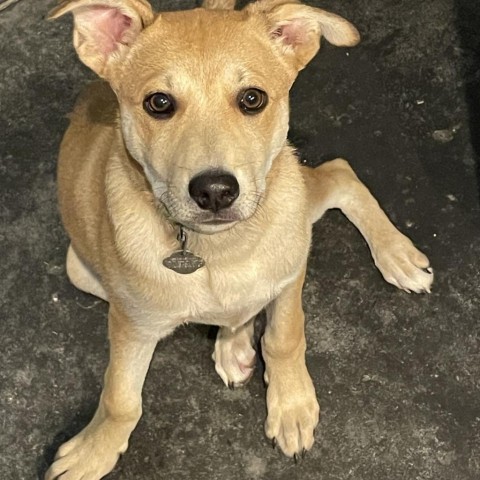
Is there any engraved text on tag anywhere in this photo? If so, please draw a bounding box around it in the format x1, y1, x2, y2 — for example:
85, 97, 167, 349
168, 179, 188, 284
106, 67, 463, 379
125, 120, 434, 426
163, 250, 205, 274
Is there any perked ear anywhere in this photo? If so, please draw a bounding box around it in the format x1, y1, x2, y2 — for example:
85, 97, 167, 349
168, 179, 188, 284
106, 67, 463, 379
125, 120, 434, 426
48, 0, 154, 78
249, 0, 360, 71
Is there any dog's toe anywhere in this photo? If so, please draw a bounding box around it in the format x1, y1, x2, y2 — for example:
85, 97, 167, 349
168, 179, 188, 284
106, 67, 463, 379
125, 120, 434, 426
45, 419, 129, 480
374, 235, 434, 293
265, 406, 318, 458
213, 326, 256, 388
215, 354, 256, 388
264, 366, 319, 459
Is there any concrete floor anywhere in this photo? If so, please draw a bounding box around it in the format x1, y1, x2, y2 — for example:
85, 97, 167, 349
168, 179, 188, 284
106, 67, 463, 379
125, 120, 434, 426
1, 0, 479, 479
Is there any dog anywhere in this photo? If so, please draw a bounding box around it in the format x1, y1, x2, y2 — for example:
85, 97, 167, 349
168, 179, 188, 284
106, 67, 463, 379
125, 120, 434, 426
45, 0, 433, 478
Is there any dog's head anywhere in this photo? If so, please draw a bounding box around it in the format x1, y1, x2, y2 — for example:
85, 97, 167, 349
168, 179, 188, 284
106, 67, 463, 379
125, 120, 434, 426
51, 0, 359, 234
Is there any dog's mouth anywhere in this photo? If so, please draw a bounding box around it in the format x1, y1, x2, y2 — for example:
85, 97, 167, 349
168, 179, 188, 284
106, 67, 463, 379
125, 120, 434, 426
157, 200, 242, 233
200, 218, 236, 225
186, 214, 241, 234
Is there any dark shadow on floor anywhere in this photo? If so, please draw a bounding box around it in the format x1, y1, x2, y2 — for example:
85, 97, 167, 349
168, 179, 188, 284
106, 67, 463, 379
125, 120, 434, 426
455, 0, 480, 200
37, 402, 98, 479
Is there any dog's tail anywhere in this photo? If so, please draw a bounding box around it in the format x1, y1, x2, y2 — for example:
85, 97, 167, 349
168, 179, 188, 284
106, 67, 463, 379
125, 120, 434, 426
202, 0, 236, 10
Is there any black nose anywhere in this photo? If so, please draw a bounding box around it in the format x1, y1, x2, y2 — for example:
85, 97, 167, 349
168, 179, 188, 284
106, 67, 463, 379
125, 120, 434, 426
188, 170, 240, 212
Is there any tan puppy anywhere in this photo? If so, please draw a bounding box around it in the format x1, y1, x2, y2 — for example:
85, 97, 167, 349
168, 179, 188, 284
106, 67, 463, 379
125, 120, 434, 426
46, 0, 433, 478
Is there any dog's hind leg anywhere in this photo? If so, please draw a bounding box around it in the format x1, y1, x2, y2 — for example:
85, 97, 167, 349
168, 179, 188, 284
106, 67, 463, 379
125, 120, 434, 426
66, 244, 108, 301
202, 0, 236, 10
212, 318, 256, 389
303, 158, 434, 293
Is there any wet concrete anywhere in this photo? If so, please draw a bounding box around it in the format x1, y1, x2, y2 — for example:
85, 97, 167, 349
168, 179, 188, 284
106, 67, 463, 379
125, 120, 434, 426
0, 0, 479, 479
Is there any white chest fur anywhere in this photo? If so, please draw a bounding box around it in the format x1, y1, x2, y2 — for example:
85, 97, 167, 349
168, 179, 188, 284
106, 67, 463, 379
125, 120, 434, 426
115, 220, 310, 334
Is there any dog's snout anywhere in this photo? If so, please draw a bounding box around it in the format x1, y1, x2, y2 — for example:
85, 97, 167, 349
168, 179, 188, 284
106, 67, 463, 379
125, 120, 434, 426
189, 170, 240, 212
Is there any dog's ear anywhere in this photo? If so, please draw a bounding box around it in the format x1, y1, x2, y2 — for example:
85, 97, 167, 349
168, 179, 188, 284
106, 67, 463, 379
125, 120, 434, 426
48, 0, 154, 78
249, 1, 360, 71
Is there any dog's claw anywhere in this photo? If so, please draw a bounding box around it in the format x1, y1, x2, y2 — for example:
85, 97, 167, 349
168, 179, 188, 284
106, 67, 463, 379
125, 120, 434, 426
301, 448, 307, 459
272, 437, 277, 449
293, 453, 299, 464
228, 381, 235, 390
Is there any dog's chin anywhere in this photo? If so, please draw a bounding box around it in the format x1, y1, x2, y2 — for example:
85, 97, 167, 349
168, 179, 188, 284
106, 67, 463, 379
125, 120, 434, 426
185, 219, 239, 235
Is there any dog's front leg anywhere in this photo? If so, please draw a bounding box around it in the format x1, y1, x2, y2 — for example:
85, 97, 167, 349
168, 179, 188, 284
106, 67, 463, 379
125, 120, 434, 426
46, 305, 159, 480
262, 268, 320, 459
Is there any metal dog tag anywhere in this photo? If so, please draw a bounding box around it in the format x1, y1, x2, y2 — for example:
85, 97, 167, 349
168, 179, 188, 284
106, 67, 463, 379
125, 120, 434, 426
163, 250, 205, 274
163, 225, 205, 274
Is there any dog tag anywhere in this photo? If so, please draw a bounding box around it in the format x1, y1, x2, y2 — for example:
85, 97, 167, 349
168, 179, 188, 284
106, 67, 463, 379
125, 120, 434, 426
163, 250, 205, 274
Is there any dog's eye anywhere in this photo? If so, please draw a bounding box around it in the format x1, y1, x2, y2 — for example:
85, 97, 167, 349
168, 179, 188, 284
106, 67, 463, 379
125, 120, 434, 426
238, 88, 268, 115
144, 93, 176, 118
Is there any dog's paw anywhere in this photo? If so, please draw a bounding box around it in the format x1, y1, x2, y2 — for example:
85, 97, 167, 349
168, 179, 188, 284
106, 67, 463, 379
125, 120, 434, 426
45, 422, 126, 480
212, 326, 256, 389
264, 366, 320, 458
372, 233, 433, 294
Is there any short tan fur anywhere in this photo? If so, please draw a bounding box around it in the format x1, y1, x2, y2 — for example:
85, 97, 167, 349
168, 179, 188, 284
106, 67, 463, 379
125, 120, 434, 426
45, 1, 433, 478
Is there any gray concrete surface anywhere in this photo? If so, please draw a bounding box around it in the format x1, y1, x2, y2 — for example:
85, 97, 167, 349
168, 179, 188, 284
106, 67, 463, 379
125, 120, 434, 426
1, 0, 479, 479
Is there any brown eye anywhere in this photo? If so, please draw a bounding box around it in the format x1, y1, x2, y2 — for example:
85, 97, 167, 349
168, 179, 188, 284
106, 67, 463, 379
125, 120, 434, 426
238, 88, 268, 115
144, 92, 176, 118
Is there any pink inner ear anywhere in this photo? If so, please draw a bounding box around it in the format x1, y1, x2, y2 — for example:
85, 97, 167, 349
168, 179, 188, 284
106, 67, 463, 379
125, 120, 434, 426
272, 20, 308, 47
80, 6, 133, 55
